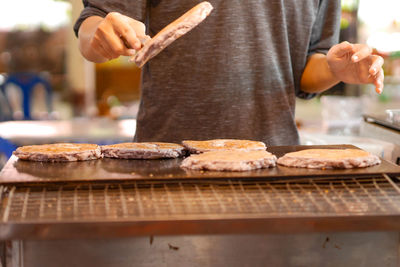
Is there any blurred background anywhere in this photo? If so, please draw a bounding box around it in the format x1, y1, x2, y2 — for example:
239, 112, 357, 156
0, 0, 399, 168
0, 0, 141, 120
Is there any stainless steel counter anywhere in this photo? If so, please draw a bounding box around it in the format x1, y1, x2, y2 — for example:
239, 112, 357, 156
2, 175, 400, 266
11, 232, 400, 267
361, 117, 400, 164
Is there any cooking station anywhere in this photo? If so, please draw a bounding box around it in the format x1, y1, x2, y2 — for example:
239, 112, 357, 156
1, 145, 400, 266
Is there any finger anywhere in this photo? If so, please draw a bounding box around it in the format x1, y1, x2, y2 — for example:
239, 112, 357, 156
352, 44, 372, 63
128, 20, 147, 39
117, 26, 142, 50
111, 16, 143, 50
104, 12, 142, 52
98, 42, 116, 60
373, 69, 384, 94
329, 41, 354, 57
97, 36, 120, 59
369, 55, 384, 76
91, 36, 113, 60
128, 19, 146, 35
96, 22, 127, 58
118, 35, 137, 56
98, 26, 127, 58
121, 48, 137, 57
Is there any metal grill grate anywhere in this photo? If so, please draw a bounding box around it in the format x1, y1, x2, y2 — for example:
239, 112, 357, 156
1, 175, 400, 223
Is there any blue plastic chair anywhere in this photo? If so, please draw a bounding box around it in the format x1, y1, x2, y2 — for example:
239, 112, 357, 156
0, 137, 17, 160
0, 72, 53, 120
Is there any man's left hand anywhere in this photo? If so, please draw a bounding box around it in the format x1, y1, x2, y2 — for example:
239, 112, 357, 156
327, 41, 384, 94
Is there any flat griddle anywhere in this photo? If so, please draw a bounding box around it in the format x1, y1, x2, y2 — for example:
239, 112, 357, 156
1, 145, 399, 184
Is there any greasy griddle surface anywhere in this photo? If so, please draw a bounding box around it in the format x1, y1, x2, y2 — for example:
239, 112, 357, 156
1, 145, 400, 184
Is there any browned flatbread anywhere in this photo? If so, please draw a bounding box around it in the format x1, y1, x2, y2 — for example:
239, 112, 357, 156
134, 1, 213, 67
101, 142, 186, 159
13, 143, 102, 162
182, 139, 267, 154
181, 150, 277, 171
277, 149, 381, 169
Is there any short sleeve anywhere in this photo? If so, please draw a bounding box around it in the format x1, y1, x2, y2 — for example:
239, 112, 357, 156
74, 0, 147, 37
296, 0, 341, 99
308, 0, 341, 56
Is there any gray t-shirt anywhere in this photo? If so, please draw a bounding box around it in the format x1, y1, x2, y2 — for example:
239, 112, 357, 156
75, 0, 340, 146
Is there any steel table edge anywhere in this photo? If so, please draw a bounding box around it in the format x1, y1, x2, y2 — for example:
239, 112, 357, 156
1, 215, 400, 240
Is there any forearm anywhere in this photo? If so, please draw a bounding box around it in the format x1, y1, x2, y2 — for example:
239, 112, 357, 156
300, 53, 340, 93
78, 16, 108, 63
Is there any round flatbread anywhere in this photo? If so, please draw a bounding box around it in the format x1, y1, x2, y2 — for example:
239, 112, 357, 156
182, 139, 267, 154
180, 150, 277, 171
134, 2, 213, 67
277, 149, 381, 169
101, 142, 186, 159
13, 143, 102, 162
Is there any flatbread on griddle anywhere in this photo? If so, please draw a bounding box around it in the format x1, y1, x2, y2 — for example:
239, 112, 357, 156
134, 1, 213, 67
13, 143, 102, 162
277, 148, 381, 169
182, 139, 267, 154
101, 142, 186, 159
180, 150, 277, 171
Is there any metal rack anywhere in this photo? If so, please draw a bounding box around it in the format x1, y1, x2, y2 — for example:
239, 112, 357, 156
1, 174, 400, 239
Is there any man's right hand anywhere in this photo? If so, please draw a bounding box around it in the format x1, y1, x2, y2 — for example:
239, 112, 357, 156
78, 13, 148, 63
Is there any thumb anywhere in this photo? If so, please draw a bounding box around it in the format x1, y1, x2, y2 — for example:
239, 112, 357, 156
328, 41, 354, 58
129, 20, 147, 38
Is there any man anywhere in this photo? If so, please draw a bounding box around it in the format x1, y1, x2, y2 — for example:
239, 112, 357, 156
75, 1, 384, 145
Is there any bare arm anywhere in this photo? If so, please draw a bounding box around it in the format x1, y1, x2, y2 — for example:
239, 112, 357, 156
300, 42, 384, 94
300, 53, 340, 93
77, 12, 148, 63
